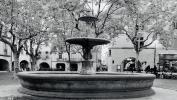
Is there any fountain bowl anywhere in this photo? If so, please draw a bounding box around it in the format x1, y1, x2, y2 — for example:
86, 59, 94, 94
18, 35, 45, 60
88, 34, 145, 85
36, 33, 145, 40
17, 71, 155, 99
65, 37, 110, 47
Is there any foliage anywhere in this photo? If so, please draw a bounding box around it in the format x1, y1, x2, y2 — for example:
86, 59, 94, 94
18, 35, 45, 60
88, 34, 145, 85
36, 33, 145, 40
0, 0, 41, 72
20, 0, 50, 70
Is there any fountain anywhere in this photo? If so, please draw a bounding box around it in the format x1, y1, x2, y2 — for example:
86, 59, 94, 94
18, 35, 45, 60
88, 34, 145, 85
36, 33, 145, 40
66, 37, 110, 74
17, 16, 155, 99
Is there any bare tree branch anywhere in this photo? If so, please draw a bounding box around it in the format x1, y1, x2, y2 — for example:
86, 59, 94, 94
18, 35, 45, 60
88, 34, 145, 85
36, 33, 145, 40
98, 1, 111, 17
142, 39, 155, 48
142, 31, 153, 42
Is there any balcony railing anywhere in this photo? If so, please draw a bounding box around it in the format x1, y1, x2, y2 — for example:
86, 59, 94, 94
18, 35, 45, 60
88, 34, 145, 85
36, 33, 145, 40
57, 58, 83, 62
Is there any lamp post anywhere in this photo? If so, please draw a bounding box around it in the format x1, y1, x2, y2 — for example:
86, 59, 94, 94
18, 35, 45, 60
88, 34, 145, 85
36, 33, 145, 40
154, 42, 156, 67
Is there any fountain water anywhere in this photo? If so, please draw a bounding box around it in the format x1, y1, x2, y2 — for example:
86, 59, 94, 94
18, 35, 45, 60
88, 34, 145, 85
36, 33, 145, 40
17, 16, 155, 99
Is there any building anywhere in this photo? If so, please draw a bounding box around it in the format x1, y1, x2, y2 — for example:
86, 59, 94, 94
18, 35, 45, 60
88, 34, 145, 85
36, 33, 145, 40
105, 34, 156, 72
18, 43, 101, 72
102, 33, 177, 72
156, 38, 177, 71
0, 41, 12, 71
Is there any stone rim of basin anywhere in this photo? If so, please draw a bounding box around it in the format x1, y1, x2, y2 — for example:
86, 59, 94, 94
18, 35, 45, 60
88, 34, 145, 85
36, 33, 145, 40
17, 71, 156, 99
17, 71, 155, 80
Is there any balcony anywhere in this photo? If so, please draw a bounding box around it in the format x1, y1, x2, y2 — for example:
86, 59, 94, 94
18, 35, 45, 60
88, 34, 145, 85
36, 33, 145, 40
57, 58, 83, 62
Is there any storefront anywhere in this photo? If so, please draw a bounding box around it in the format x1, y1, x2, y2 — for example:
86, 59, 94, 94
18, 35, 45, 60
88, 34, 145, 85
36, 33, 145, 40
159, 53, 177, 72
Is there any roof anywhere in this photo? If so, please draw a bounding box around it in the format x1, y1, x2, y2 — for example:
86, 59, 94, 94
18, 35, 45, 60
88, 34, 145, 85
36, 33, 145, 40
109, 34, 163, 49
158, 50, 177, 54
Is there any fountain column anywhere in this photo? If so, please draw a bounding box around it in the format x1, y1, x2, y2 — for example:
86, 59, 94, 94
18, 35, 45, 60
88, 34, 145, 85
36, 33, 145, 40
80, 45, 94, 74
66, 37, 110, 75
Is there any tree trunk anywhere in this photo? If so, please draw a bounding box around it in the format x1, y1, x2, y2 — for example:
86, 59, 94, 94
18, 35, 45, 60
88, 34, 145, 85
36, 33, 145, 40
66, 44, 71, 71
31, 57, 37, 71
13, 52, 20, 73
136, 51, 141, 73
65, 42, 71, 70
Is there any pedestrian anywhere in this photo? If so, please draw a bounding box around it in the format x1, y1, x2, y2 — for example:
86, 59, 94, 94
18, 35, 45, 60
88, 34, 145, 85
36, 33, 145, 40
129, 62, 135, 73
125, 62, 130, 71
145, 65, 150, 73
153, 65, 157, 76
142, 61, 147, 71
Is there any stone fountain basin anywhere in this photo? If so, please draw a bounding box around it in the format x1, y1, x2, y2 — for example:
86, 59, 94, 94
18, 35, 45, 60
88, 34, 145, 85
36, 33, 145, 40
17, 71, 155, 99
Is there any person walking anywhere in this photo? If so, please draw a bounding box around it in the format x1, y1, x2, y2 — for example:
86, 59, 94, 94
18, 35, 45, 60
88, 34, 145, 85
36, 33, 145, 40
145, 65, 150, 73
129, 61, 135, 73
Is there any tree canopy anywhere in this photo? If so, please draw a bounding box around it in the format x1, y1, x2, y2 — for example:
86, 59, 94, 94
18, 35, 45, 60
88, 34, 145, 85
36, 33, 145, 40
1, 0, 177, 71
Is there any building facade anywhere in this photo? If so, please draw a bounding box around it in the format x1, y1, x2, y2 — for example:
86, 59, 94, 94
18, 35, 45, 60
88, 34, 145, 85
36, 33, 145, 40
3, 33, 177, 73
107, 47, 155, 72
0, 41, 12, 71
103, 34, 161, 72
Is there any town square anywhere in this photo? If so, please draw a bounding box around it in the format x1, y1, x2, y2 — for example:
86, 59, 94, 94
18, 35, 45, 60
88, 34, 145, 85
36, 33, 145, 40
1, 0, 177, 100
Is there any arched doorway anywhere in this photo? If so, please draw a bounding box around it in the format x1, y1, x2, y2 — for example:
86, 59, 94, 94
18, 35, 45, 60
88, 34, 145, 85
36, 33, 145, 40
56, 63, 65, 71
20, 60, 29, 71
70, 63, 78, 71
0, 59, 9, 71
39, 62, 50, 71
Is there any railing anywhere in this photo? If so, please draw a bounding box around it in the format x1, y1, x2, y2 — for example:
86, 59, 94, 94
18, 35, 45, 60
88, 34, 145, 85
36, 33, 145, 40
57, 58, 83, 62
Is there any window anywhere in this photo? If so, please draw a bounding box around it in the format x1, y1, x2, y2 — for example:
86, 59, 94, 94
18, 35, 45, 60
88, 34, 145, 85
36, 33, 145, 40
45, 51, 49, 54
70, 63, 78, 71
109, 50, 111, 56
173, 22, 177, 29
4, 49, 7, 55
56, 63, 65, 71
46, 55, 49, 59
59, 53, 62, 59
112, 60, 114, 64
21, 50, 24, 54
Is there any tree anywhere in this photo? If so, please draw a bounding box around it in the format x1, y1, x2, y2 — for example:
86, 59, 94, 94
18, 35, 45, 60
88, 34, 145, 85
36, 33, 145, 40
20, 0, 50, 71
51, 0, 126, 67
156, 0, 177, 49
45, 0, 79, 69
24, 31, 49, 71
106, 0, 168, 72
0, 0, 37, 72
60, 0, 126, 38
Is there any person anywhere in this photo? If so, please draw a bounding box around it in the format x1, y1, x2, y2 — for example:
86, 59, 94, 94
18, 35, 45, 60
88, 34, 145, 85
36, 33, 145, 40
137, 60, 142, 73
153, 65, 157, 76
125, 62, 130, 71
26, 67, 30, 71
142, 61, 147, 71
116, 65, 120, 72
145, 65, 150, 73
129, 61, 135, 73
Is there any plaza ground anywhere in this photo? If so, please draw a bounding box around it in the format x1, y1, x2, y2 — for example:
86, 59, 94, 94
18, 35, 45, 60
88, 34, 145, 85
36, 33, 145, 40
1, 72, 177, 100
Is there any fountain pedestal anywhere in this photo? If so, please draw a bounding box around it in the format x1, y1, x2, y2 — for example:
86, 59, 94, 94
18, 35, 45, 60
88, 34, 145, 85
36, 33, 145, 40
66, 37, 110, 75
80, 60, 94, 74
